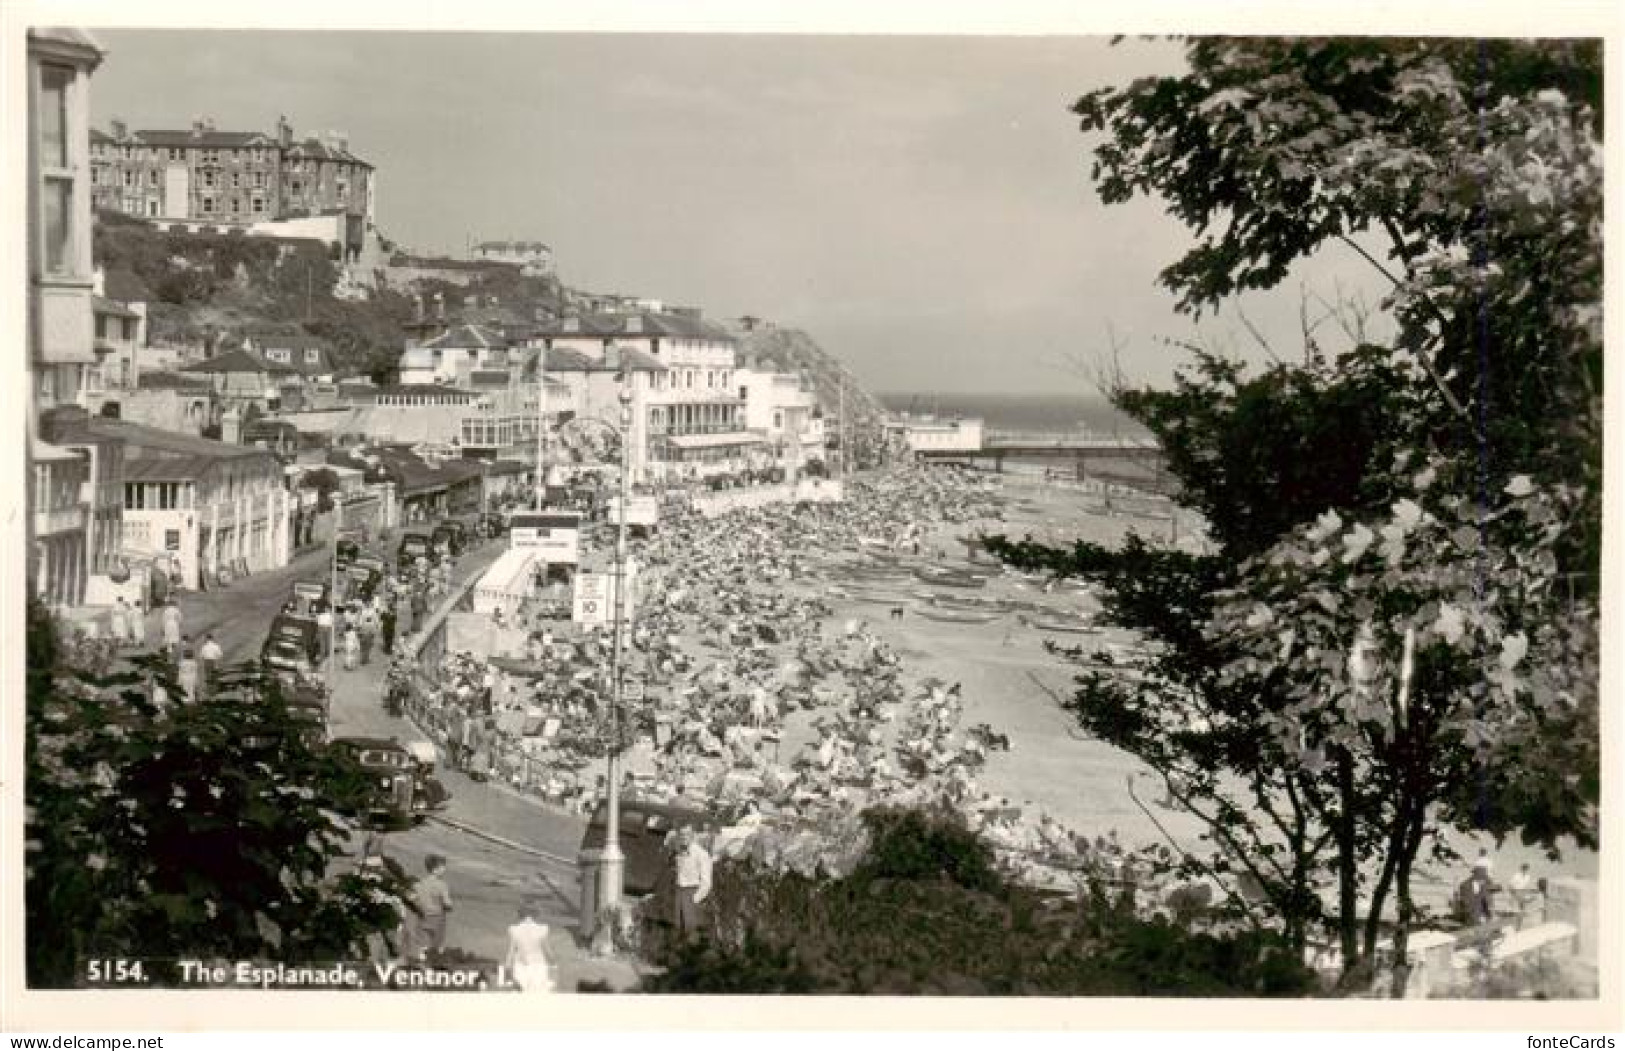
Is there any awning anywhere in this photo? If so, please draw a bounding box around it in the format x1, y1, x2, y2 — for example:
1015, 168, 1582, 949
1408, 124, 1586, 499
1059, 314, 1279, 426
31, 439, 82, 463
667, 432, 766, 450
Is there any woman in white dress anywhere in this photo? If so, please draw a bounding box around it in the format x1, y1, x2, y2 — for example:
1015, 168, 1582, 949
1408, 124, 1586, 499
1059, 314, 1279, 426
504, 898, 556, 993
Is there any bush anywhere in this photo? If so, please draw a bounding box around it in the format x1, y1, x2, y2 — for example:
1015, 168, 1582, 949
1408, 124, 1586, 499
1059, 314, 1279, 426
644, 805, 1316, 996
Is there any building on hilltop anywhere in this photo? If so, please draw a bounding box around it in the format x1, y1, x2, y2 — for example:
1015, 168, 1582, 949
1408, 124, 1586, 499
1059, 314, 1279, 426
90, 114, 374, 229
471, 239, 554, 276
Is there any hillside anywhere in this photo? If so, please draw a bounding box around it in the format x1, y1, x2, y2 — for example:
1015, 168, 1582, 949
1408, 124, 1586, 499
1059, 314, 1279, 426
735, 326, 889, 459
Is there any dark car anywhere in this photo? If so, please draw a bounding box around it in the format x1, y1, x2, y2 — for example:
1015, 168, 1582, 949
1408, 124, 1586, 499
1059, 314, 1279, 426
329, 737, 417, 828
263, 613, 322, 668
345, 563, 383, 602
431, 521, 469, 558
335, 536, 362, 570
579, 797, 723, 897
476, 512, 508, 540
398, 532, 433, 566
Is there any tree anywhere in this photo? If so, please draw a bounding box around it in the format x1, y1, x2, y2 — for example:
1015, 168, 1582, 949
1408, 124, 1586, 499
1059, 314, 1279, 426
25, 600, 410, 986
989, 37, 1601, 990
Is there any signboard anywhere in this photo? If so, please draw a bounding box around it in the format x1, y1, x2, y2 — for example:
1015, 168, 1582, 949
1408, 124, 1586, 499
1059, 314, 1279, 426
572, 566, 638, 627
608, 495, 660, 528
572, 572, 611, 627
509, 511, 581, 564
165, 529, 181, 551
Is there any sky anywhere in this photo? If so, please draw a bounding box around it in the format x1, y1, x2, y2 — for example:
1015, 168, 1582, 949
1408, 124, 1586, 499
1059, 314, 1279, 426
87, 29, 1395, 395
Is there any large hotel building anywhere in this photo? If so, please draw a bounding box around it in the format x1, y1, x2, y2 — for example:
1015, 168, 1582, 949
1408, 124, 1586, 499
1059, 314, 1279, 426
89, 115, 373, 227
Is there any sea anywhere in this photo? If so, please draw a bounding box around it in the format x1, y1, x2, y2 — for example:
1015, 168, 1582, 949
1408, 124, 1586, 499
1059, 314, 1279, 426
876, 392, 1150, 438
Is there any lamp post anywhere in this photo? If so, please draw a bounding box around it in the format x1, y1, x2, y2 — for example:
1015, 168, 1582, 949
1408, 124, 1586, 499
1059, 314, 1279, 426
597, 381, 634, 942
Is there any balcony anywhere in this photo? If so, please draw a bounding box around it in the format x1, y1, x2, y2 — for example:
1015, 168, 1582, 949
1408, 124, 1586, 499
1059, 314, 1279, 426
34, 504, 88, 537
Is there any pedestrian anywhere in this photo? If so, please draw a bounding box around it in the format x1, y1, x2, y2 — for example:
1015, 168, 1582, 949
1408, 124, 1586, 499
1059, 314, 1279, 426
504, 897, 556, 993
381, 604, 397, 656
178, 645, 199, 702
413, 854, 453, 962
199, 633, 224, 699
162, 601, 184, 663
343, 625, 361, 671
129, 596, 147, 650
411, 590, 427, 634
1456, 858, 1498, 927
359, 604, 378, 665
1509, 863, 1540, 928
316, 602, 335, 662
671, 826, 713, 939
110, 598, 130, 648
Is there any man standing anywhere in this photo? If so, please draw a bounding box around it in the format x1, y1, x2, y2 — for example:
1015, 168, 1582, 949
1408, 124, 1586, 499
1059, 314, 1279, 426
110, 598, 130, 649
199, 633, 224, 699
380, 601, 398, 657
129, 595, 147, 650
414, 854, 453, 962
359, 603, 378, 666
672, 827, 713, 939
161, 600, 184, 664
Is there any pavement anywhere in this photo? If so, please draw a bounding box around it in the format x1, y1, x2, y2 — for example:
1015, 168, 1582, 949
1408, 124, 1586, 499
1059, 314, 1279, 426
133, 533, 644, 991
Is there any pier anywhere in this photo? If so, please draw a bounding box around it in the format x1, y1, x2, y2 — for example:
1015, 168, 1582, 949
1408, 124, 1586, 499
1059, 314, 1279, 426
915, 429, 1173, 494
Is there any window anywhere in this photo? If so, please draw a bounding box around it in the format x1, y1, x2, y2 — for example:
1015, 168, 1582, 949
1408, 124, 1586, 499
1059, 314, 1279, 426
228, 197, 239, 214
231, 173, 241, 188
95, 315, 107, 339
147, 200, 158, 217
251, 196, 263, 213
305, 348, 320, 363
201, 196, 214, 213
202, 171, 216, 188
43, 179, 72, 274
149, 170, 159, 187
291, 180, 303, 195
169, 147, 182, 161
254, 172, 266, 188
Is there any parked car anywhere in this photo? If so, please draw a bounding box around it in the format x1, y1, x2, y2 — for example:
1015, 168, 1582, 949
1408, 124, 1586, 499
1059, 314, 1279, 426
263, 613, 323, 668
431, 520, 469, 558
579, 796, 723, 897
335, 536, 362, 570
289, 580, 330, 618
397, 532, 433, 567
329, 737, 418, 828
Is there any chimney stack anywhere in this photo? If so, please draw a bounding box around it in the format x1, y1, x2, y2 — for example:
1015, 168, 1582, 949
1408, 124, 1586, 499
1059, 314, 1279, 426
191, 117, 208, 137
111, 118, 127, 140
434, 291, 445, 319
276, 115, 293, 148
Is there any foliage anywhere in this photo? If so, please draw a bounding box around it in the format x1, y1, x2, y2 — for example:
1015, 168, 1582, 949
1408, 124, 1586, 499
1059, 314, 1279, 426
980, 37, 1601, 991
644, 806, 1314, 996
1075, 36, 1602, 576
25, 599, 410, 987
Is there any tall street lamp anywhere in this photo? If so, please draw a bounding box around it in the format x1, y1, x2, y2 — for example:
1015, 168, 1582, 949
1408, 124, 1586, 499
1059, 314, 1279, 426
598, 381, 634, 940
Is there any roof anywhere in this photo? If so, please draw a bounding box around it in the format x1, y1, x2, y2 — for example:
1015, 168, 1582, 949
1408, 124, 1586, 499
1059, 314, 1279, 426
120, 129, 277, 150
667, 432, 766, 450
468, 370, 511, 386
92, 295, 139, 320
182, 349, 273, 374
420, 324, 506, 351
536, 346, 665, 374
28, 28, 106, 67
246, 329, 330, 351
475, 240, 550, 253
398, 347, 438, 369
484, 460, 530, 477
137, 371, 211, 391
31, 438, 83, 463
103, 269, 153, 302
538, 311, 735, 344
285, 136, 373, 169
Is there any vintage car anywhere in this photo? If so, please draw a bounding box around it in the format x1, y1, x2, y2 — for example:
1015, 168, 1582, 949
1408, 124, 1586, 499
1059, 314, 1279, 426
397, 532, 433, 568
344, 563, 383, 602
262, 613, 323, 668
335, 536, 362, 570
329, 737, 418, 828
289, 580, 331, 618
431, 520, 470, 558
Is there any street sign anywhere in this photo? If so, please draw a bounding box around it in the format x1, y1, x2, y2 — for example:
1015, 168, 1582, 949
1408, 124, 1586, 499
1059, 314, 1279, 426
573, 572, 610, 627
572, 568, 638, 627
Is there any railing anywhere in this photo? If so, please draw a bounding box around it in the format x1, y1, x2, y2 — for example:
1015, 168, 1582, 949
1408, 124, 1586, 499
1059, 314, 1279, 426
984, 431, 1160, 450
